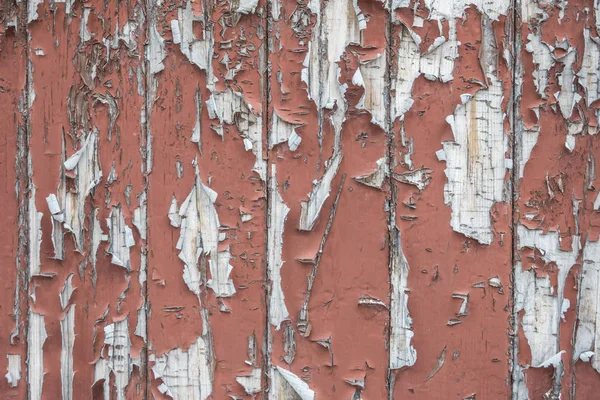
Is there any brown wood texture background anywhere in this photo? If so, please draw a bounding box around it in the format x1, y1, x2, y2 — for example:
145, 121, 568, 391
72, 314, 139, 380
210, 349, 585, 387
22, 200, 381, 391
0, 0, 599, 398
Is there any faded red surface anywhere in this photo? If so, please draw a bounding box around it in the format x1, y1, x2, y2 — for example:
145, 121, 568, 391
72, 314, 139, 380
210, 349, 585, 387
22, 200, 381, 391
0, 3, 26, 397
3, 0, 600, 398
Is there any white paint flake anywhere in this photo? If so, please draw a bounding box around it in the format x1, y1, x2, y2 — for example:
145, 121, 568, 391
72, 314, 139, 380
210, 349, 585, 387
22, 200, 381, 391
27, 0, 44, 23
269, 366, 315, 400
299, 152, 343, 231
233, 0, 258, 14
176, 165, 220, 297
148, 22, 166, 75
302, 0, 366, 146
525, 32, 554, 99
517, 125, 540, 179
90, 209, 102, 288
424, 0, 510, 21
133, 192, 147, 240
235, 368, 261, 395
578, 29, 600, 107
174, 1, 216, 88
103, 319, 132, 400
270, 112, 303, 151
441, 77, 507, 244
353, 157, 388, 190
512, 363, 530, 400
240, 208, 253, 223
573, 238, 600, 371
60, 305, 75, 400
391, 26, 420, 121
206, 88, 266, 180
555, 46, 581, 119
420, 26, 458, 83
59, 273, 76, 310
268, 165, 290, 329
389, 228, 416, 370
357, 53, 386, 128
521, 0, 547, 23
320, 0, 363, 110
169, 196, 182, 227
29, 186, 43, 278
190, 86, 202, 153
5, 354, 21, 388
51, 130, 102, 254
93, 359, 111, 399
107, 205, 135, 270
207, 248, 236, 298
27, 311, 47, 400
393, 168, 432, 191
516, 225, 580, 370
153, 336, 214, 400
79, 7, 92, 43
515, 263, 560, 367
416, 1, 510, 83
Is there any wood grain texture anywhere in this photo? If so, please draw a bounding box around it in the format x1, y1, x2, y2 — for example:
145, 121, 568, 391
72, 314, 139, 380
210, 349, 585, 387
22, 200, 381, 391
4, 0, 600, 399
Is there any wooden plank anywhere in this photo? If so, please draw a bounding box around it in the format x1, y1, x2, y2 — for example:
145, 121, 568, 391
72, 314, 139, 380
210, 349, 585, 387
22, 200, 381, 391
513, 1, 600, 398
26, 0, 147, 397
266, 0, 390, 398
145, 0, 268, 398
389, 3, 513, 399
0, 1, 27, 396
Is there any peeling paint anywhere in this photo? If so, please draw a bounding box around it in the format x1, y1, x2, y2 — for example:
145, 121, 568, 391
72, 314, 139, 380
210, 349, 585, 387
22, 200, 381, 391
389, 227, 416, 370
442, 77, 507, 244
27, 311, 46, 400
269, 366, 315, 400
267, 165, 290, 329
5, 354, 21, 388
9, 0, 600, 398
152, 336, 214, 400
299, 152, 343, 231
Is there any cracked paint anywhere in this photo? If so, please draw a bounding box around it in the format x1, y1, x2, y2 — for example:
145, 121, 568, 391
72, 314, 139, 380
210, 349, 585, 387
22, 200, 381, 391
3, 0, 600, 398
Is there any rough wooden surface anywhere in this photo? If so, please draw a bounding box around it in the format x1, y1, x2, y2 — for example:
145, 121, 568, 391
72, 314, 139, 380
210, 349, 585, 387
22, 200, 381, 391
2, 0, 600, 398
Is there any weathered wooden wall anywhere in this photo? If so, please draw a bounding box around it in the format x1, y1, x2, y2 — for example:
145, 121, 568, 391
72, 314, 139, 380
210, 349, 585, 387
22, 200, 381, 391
2, 0, 600, 398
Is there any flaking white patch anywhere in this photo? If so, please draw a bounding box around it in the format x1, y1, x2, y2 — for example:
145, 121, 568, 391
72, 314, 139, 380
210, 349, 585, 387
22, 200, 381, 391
206, 88, 266, 180
102, 320, 132, 400
555, 46, 581, 119
29, 185, 43, 278
60, 305, 75, 400
106, 205, 135, 270
353, 158, 388, 190
207, 248, 236, 298
579, 29, 600, 107
389, 228, 417, 369
5, 354, 21, 388
269, 366, 315, 400
175, 164, 221, 298
268, 165, 291, 329
270, 112, 303, 152
391, 26, 420, 121
516, 225, 580, 374
153, 336, 214, 400
441, 76, 507, 244
573, 238, 600, 371
357, 53, 386, 128
48, 130, 102, 256
299, 152, 343, 231
235, 368, 261, 395
27, 311, 47, 400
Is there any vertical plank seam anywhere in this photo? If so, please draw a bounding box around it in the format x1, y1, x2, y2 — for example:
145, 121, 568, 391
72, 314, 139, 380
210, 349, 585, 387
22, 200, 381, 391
384, 1, 395, 399
22, 0, 33, 398
263, 0, 272, 396
142, 1, 151, 398
510, 0, 520, 399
